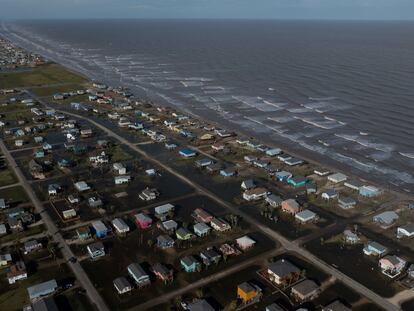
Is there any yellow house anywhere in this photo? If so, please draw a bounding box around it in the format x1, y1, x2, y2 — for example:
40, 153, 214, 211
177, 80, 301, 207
200, 133, 214, 140
237, 282, 261, 303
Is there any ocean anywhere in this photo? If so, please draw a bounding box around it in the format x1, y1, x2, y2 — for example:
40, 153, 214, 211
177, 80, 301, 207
1, 19, 413, 192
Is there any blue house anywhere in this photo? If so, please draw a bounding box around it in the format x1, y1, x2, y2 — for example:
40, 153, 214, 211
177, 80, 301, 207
179, 148, 196, 158
157, 235, 175, 249
359, 185, 380, 197
363, 241, 387, 256
275, 171, 292, 182
35, 150, 45, 158
193, 223, 211, 237
220, 168, 236, 177
287, 176, 308, 188
7, 207, 25, 219
165, 143, 177, 150
57, 159, 70, 168
92, 221, 108, 239
180, 256, 200, 273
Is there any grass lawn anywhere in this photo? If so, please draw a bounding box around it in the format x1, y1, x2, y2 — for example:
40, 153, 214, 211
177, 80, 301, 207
0, 103, 31, 113
107, 145, 133, 162
0, 224, 45, 245
0, 169, 18, 187
55, 288, 99, 311
0, 262, 73, 311
0, 186, 29, 204
0, 64, 86, 89
29, 84, 85, 97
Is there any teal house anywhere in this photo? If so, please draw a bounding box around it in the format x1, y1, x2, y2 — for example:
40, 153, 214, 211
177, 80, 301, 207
35, 150, 45, 158
180, 256, 200, 273
287, 176, 308, 188
193, 223, 211, 237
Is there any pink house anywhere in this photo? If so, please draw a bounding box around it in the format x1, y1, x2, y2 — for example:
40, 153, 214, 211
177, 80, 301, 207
134, 213, 153, 230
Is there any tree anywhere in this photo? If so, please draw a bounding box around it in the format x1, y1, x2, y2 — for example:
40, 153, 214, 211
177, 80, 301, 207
223, 300, 237, 311
195, 288, 204, 298
173, 296, 182, 307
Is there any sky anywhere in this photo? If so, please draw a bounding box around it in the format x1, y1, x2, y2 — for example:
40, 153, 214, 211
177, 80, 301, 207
1, 0, 414, 20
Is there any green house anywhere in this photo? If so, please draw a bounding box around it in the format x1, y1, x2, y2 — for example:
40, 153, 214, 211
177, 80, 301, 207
287, 176, 308, 188
176, 227, 193, 240
180, 256, 200, 273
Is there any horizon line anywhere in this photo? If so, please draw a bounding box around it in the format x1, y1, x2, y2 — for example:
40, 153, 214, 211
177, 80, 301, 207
2, 17, 414, 22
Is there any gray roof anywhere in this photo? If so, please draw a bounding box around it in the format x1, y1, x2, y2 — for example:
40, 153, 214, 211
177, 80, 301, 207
367, 241, 387, 253
241, 179, 255, 189
188, 299, 216, 311
266, 303, 285, 311
291, 279, 319, 296
92, 220, 107, 232
295, 209, 317, 220
127, 263, 148, 279
338, 197, 356, 205
157, 235, 174, 243
87, 241, 104, 252
162, 220, 178, 231
194, 222, 210, 232
32, 297, 59, 311
373, 211, 399, 224
266, 194, 283, 204
27, 279, 58, 300
399, 223, 414, 233
344, 179, 364, 188
323, 189, 337, 196
135, 213, 152, 223
181, 255, 198, 267
113, 276, 131, 291
112, 218, 129, 231
268, 259, 300, 278
323, 300, 351, 311
238, 281, 256, 293
155, 203, 174, 215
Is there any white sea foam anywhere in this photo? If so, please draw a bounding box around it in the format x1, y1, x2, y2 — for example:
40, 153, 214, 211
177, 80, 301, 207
400, 152, 414, 160
334, 134, 394, 153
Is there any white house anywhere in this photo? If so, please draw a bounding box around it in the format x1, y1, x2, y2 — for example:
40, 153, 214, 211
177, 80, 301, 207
113, 162, 127, 175
87, 242, 105, 259
327, 173, 347, 184
295, 210, 317, 223
242, 187, 269, 201
397, 224, 414, 238
0, 253, 12, 267
321, 189, 338, 200
7, 261, 27, 284
114, 175, 131, 185
113, 277, 132, 294
74, 181, 91, 192
112, 218, 130, 235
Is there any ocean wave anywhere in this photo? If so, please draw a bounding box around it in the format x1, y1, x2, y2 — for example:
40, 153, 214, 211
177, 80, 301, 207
294, 116, 343, 130
334, 134, 395, 153
400, 152, 414, 160
309, 96, 337, 101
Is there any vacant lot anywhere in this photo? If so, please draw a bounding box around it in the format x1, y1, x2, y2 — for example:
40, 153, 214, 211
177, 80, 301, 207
0, 63, 86, 89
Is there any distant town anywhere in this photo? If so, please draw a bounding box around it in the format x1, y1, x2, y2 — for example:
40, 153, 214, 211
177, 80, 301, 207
1, 37, 414, 311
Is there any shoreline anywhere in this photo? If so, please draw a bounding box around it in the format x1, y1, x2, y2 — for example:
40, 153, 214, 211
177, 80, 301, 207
60, 58, 414, 201
1, 31, 412, 201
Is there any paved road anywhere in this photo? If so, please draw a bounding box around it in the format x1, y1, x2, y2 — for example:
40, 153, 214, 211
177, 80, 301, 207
0, 139, 110, 311
0, 230, 47, 248
0, 182, 21, 190
61, 192, 197, 232
130, 248, 284, 311
55, 107, 402, 311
